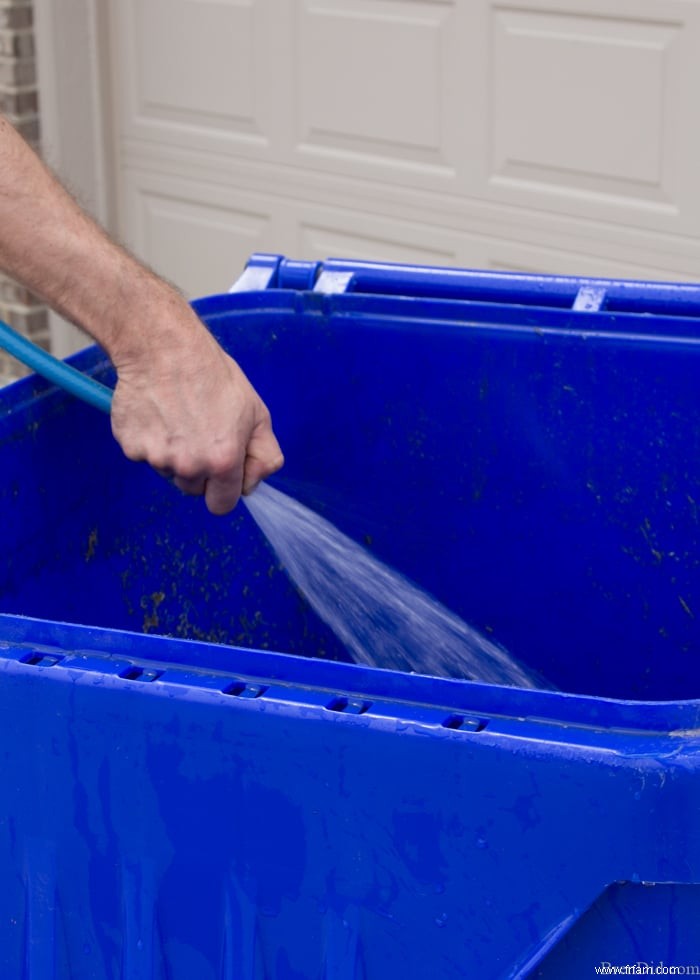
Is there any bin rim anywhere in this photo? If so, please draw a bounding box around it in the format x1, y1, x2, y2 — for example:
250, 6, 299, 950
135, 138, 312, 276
1, 613, 699, 736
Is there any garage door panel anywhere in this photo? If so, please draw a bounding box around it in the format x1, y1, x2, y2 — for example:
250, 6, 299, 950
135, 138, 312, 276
123, 173, 279, 297
299, 217, 459, 266
483, 241, 691, 281
487, 1, 700, 231
113, 0, 279, 154
136, 0, 256, 130
492, 9, 675, 192
297, 0, 455, 174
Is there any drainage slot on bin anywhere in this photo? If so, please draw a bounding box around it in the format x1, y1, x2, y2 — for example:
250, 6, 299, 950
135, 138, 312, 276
222, 681, 267, 699
119, 666, 162, 683
19, 652, 64, 668
326, 696, 372, 715
442, 714, 488, 732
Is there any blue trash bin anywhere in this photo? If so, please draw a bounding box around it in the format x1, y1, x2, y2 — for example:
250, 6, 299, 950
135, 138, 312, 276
1, 254, 699, 978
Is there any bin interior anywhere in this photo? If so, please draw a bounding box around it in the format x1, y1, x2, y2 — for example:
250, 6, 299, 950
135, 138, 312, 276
2, 287, 700, 702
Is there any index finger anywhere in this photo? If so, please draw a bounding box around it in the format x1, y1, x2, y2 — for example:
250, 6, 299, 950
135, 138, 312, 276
204, 465, 245, 515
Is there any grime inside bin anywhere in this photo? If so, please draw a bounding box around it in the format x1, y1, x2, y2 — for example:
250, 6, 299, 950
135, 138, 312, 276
2, 266, 700, 702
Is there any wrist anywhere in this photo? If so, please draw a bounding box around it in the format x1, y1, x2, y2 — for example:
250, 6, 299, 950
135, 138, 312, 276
92, 260, 206, 372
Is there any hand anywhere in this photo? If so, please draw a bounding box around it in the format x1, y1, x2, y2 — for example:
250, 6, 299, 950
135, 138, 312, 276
109, 294, 283, 515
0, 114, 283, 509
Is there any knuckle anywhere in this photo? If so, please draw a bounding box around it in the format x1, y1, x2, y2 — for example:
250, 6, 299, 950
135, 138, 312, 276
267, 451, 284, 475
119, 436, 147, 463
173, 457, 202, 482
147, 450, 171, 472
208, 444, 238, 478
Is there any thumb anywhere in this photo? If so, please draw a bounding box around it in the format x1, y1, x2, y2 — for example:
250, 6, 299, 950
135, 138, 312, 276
242, 421, 284, 496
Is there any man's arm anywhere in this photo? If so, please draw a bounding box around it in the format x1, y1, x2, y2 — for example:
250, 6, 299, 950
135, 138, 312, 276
0, 115, 283, 514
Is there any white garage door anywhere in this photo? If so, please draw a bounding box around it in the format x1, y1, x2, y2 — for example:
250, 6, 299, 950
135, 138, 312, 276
103, 1, 700, 296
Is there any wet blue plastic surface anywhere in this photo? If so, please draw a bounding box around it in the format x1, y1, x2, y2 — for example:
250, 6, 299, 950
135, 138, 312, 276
1, 255, 700, 977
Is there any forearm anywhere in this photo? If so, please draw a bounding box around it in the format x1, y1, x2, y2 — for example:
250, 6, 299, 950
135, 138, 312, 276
0, 115, 194, 364
0, 115, 283, 512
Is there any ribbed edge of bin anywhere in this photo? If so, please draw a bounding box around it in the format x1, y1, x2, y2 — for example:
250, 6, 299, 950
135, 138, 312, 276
1, 614, 699, 737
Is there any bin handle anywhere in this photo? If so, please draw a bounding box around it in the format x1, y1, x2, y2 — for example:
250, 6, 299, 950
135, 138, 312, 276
0, 318, 113, 414
235, 253, 700, 317
311, 258, 700, 312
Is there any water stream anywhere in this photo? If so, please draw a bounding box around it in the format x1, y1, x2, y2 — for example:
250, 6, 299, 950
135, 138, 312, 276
244, 483, 545, 688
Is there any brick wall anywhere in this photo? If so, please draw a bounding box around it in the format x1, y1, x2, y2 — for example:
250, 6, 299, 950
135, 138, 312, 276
0, 0, 46, 385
